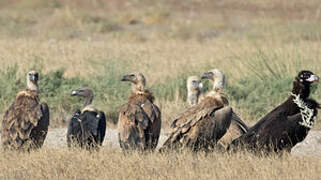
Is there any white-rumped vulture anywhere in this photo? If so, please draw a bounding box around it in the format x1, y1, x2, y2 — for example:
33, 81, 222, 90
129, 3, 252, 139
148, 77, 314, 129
1, 71, 49, 151
229, 71, 319, 154
187, 75, 202, 106
67, 88, 106, 150
161, 69, 237, 151
118, 72, 161, 151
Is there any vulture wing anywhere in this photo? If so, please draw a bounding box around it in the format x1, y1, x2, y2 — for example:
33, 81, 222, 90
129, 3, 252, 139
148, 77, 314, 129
67, 110, 105, 148
230, 111, 309, 153
218, 111, 248, 147
118, 103, 150, 151
1, 95, 48, 150
97, 111, 107, 146
162, 104, 232, 151
140, 100, 161, 149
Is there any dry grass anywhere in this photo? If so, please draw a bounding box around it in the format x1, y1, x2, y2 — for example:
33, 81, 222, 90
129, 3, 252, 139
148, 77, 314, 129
0, 1, 321, 178
0, 148, 320, 180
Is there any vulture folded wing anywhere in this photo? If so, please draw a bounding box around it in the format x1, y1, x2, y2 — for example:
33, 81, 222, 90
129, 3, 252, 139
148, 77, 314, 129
97, 111, 107, 145
218, 111, 248, 147
1, 96, 45, 150
29, 103, 50, 148
118, 103, 150, 150
66, 110, 82, 147
140, 101, 161, 149
162, 106, 232, 150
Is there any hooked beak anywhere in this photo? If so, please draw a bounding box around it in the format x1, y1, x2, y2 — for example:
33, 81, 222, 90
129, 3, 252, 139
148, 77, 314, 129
71, 90, 79, 96
29, 74, 38, 82
121, 75, 132, 82
198, 82, 203, 89
306, 75, 319, 83
201, 72, 214, 80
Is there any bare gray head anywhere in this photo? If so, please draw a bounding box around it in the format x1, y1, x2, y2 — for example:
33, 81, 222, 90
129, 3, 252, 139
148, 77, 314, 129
201, 69, 225, 90
71, 88, 94, 107
26, 70, 39, 92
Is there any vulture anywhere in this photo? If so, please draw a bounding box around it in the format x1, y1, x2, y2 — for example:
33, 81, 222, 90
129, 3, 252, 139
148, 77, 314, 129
229, 70, 320, 154
118, 72, 161, 151
187, 75, 202, 106
1, 71, 49, 151
186, 73, 248, 148
161, 69, 237, 151
66, 88, 106, 150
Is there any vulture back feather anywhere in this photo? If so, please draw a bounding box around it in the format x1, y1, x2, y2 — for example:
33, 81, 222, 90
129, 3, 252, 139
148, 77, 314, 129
67, 88, 106, 150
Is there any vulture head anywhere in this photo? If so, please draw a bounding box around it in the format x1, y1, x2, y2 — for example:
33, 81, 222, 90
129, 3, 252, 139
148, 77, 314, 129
187, 76, 202, 92
27, 70, 39, 92
71, 88, 94, 107
201, 69, 226, 90
297, 71, 319, 85
293, 70, 319, 98
121, 72, 146, 92
187, 76, 202, 106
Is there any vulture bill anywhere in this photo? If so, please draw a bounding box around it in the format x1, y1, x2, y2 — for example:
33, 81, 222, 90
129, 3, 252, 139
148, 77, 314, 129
1, 71, 49, 151
229, 71, 320, 154
187, 76, 203, 106
118, 72, 161, 151
161, 69, 235, 151
67, 88, 106, 150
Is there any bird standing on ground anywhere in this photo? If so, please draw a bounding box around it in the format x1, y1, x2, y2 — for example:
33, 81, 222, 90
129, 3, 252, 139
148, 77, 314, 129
229, 70, 319, 154
161, 69, 235, 151
1, 71, 49, 151
118, 72, 161, 151
67, 88, 106, 150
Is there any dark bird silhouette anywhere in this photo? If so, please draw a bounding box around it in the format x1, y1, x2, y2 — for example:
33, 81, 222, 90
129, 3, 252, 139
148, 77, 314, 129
229, 70, 319, 154
1, 71, 49, 151
67, 88, 106, 150
118, 72, 161, 151
161, 69, 236, 151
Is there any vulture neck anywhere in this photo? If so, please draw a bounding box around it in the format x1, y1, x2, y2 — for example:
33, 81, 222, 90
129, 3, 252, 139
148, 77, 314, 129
291, 79, 310, 99
27, 80, 39, 93
187, 89, 200, 106
284, 79, 311, 115
212, 75, 225, 90
83, 94, 94, 107
133, 83, 145, 95
130, 84, 155, 103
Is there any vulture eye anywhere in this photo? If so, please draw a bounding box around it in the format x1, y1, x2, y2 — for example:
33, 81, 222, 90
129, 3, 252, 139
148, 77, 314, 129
191, 81, 198, 87
299, 71, 319, 83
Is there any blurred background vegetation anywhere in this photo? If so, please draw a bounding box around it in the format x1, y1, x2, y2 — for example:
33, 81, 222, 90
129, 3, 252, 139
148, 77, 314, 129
0, 0, 320, 129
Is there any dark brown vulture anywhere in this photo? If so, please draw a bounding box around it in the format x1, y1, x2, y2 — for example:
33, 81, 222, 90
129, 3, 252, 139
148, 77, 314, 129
187, 75, 202, 106
67, 88, 106, 150
118, 72, 161, 151
229, 70, 320, 154
1, 71, 49, 151
161, 69, 236, 151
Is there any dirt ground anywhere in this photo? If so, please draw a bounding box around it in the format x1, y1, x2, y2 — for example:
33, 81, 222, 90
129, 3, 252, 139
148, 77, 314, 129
43, 128, 321, 156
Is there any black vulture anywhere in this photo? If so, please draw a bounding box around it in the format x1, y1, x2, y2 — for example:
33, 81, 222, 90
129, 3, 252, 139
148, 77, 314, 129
229, 70, 319, 154
67, 88, 106, 150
